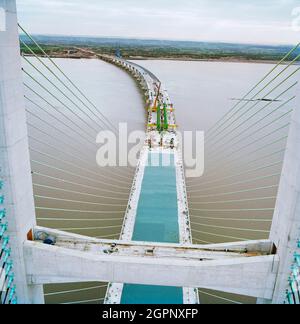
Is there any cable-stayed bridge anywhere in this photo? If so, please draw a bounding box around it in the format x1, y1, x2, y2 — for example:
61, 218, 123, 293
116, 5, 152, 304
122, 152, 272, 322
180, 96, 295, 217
0, 1, 300, 304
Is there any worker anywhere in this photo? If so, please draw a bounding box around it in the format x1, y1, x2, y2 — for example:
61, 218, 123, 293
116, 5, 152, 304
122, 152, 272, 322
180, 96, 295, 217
170, 138, 174, 149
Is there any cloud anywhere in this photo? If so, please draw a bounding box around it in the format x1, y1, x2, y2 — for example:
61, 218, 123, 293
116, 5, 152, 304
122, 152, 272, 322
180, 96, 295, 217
16, 0, 300, 45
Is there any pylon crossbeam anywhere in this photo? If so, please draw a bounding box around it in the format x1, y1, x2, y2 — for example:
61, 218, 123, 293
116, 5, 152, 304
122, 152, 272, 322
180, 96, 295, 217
24, 227, 277, 299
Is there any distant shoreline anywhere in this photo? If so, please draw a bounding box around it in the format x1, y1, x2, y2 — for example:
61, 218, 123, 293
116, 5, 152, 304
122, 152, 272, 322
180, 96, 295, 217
128, 56, 281, 65
24, 52, 282, 65
20, 36, 299, 65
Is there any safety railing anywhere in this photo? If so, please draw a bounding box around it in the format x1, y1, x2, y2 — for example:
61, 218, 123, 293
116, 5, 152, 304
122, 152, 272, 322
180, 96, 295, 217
285, 240, 300, 304
0, 168, 17, 304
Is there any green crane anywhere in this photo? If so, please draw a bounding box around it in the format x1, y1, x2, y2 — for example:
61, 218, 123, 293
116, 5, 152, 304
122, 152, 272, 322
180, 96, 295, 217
163, 103, 168, 130
157, 103, 161, 131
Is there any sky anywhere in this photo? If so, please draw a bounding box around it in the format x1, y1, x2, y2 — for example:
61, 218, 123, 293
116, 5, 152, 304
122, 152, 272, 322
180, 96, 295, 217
16, 0, 300, 45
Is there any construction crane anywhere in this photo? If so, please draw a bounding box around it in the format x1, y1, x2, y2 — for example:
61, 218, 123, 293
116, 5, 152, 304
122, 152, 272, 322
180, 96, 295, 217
153, 82, 162, 131
163, 103, 169, 130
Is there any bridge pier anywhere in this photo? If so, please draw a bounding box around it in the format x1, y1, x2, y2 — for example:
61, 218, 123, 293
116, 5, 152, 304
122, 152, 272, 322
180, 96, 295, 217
0, 0, 43, 303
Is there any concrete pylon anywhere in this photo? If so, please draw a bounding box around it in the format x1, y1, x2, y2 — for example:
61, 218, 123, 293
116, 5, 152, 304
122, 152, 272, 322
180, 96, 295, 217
269, 83, 300, 304
0, 0, 44, 303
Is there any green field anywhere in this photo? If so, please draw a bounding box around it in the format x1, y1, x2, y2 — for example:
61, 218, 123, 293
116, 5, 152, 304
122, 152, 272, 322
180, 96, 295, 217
20, 35, 300, 62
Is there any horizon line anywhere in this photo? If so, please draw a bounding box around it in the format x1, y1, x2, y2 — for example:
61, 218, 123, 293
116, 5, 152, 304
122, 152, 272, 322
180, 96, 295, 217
19, 32, 297, 48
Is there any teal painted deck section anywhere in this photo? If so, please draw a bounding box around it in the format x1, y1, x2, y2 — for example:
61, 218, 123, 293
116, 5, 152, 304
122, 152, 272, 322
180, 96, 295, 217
121, 152, 183, 304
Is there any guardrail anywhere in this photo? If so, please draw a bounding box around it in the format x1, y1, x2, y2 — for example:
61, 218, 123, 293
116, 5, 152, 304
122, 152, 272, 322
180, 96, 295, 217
0, 168, 17, 304
285, 239, 300, 304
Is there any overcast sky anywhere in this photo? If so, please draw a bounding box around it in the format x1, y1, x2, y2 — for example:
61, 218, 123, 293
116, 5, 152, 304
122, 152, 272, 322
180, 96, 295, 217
16, 0, 300, 45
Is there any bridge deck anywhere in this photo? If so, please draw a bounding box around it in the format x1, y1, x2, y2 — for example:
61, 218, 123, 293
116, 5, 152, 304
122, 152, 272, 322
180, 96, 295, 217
131, 153, 179, 243
121, 152, 183, 304
98, 55, 198, 304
